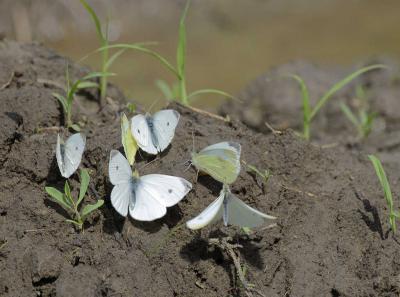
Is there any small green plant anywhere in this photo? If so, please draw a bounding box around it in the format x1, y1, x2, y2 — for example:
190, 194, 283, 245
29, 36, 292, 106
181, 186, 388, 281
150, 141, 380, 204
52, 65, 113, 131
100, 0, 232, 105
79, 0, 157, 105
340, 85, 377, 139
289, 64, 386, 140
242, 161, 272, 183
45, 169, 104, 231
368, 155, 399, 234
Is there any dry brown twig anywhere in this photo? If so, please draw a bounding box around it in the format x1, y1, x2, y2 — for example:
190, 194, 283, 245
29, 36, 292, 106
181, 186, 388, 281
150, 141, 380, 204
208, 237, 266, 297
186, 105, 230, 122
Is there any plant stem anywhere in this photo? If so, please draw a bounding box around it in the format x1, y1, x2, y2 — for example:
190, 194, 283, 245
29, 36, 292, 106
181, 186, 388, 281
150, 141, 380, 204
180, 75, 188, 105
303, 119, 310, 140
100, 40, 109, 104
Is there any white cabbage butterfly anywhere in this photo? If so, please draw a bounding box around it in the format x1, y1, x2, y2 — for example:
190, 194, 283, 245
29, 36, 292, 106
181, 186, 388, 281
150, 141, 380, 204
131, 109, 180, 155
191, 142, 241, 184
186, 185, 276, 230
109, 150, 192, 221
56, 133, 86, 178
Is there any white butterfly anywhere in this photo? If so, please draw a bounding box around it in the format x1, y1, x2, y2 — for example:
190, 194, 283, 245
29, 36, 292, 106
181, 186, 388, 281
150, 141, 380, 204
131, 109, 180, 155
191, 141, 241, 185
109, 150, 192, 221
186, 186, 276, 230
56, 133, 86, 178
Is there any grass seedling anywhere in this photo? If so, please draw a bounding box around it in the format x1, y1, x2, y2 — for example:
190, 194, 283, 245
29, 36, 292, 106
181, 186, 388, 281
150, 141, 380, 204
45, 169, 104, 231
289, 64, 386, 140
79, 0, 112, 104
340, 85, 377, 139
368, 155, 399, 234
100, 0, 233, 105
242, 160, 272, 183
52, 65, 113, 131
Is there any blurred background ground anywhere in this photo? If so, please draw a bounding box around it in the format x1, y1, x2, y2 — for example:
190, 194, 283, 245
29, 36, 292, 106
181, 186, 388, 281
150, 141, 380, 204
1, 0, 400, 110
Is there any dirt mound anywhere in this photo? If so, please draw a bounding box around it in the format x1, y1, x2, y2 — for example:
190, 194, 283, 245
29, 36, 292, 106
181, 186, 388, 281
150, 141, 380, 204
1, 40, 400, 297
220, 59, 400, 144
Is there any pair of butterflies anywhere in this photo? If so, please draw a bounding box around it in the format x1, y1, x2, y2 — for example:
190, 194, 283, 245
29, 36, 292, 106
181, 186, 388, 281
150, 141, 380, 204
121, 109, 180, 166
187, 141, 276, 229
112, 109, 192, 221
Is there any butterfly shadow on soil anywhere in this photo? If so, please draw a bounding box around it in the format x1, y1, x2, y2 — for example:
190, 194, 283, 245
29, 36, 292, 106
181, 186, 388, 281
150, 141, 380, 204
354, 189, 384, 240
180, 229, 265, 291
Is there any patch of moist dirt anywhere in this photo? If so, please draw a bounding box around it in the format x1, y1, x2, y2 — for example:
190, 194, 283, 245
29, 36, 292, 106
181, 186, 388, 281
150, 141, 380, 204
1, 40, 400, 297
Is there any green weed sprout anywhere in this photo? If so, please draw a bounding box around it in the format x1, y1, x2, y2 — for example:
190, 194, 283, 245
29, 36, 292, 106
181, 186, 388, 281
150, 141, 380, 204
52, 65, 113, 131
99, 0, 233, 105
340, 85, 377, 139
45, 169, 104, 231
289, 64, 386, 140
79, 0, 156, 105
243, 162, 272, 183
79, 0, 112, 104
368, 155, 400, 234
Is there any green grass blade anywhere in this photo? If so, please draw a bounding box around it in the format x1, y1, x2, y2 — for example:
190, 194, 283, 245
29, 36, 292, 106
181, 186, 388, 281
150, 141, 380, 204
78, 169, 90, 207
310, 65, 387, 120
69, 124, 81, 132
64, 181, 76, 208
155, 79, 174, 100
340, 102, 360, 129
286, 74, 311, 122
187, 89, 237, 102
177, 0, 190, 77
81, 199, 104, 220
65, 219, 82, 228
79, 0, 105, 42
81, 72, 115, 81
45, 187, 71, 210
52, 93, 68, 113
76, 81, 99, 89
105, 49, 126, 70
99, 44, 179, 78
368, 155, 393, 210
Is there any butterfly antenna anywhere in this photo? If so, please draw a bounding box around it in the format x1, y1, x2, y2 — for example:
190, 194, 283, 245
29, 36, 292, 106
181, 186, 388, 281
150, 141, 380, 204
147, 97, 161, 114
139, 155, 160, 171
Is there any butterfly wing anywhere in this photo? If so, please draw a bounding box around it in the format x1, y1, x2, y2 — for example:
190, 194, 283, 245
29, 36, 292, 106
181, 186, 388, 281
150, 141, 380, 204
60, 133, 86, 178
186, 189, 225, 230
111, 183, 132, 217
108, 150, 132, 185
192, 142, 241, 184
121, 113, 138, 165
129, 174, 192, 221
152, 109, 180, 152
56, 134, 64, 176
225, 191, 276, 228
131, 114, 158, 155
109, 150, 134, 217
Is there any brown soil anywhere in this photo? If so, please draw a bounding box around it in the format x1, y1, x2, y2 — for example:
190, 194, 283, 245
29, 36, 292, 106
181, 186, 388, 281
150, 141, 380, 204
1, 40, 400, 297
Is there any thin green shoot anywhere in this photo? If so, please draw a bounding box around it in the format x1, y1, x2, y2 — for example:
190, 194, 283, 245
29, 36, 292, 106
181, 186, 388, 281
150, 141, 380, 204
242, 160, 272, 183
340, 85, 377, 139
45, 169, 104, 231
99, 0, 234, 105
79, 0, 109, 104
288, 64, 386, 140
52, 65, 114, 131
368, 155, 400, 234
